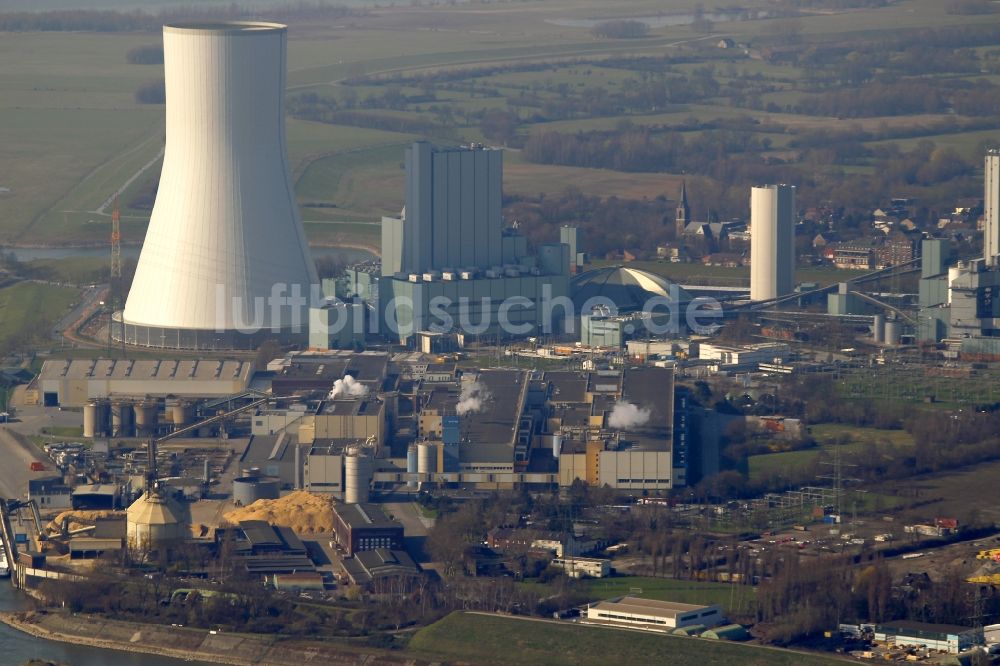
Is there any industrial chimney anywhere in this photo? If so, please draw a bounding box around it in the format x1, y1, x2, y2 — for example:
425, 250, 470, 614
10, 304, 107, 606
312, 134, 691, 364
120, 22, 317, 350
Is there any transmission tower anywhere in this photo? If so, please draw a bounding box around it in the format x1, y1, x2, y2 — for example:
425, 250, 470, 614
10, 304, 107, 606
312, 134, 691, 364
818, 446, 860, 517
109, 196, 124, 356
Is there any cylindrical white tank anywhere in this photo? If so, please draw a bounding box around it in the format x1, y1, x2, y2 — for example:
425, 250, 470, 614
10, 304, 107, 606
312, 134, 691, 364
83, 401, 107, 438
749, 184, 796, 302
552, 434, 562, 459
344, 454, 372, 504
135, 401, 159, 438
122, 22, 317, 348
885, 320, 901, 346
171, 401, 194, 428
406, 444, 418, 489
872, 314, 885, 343
417, 442, 437, 475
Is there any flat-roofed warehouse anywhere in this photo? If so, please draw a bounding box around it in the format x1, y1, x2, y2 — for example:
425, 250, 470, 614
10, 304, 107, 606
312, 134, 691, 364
31, 358, 254, 407
585, 596, 724, 632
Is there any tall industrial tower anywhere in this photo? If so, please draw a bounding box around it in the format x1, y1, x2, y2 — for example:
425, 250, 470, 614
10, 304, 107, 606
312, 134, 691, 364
749, 184, 796, 302
120, 22, 317, 350
985, 149, 1000, 267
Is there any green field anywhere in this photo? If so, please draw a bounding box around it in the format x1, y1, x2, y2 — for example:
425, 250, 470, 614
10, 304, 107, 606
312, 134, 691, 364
409, 612, 850, 666
0, 282, 80, 351
749, 425, 915, 483
520, 575, 755, 614
1, 0, 998, 253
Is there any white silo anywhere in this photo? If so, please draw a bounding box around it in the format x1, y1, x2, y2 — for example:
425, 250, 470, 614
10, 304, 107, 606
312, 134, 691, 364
121, 22, 317, 350
344, 452, 372, 504
750, 184, 796, 302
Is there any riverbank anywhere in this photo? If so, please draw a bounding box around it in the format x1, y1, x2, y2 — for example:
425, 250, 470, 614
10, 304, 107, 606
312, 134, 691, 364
0, 611, 425, 666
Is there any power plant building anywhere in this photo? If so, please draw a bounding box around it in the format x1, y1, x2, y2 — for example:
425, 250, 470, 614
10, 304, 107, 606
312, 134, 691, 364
378, 142, 570, 343
985, 150, 1000, 267
749, 184, 796, 301
120, 22, 317, 350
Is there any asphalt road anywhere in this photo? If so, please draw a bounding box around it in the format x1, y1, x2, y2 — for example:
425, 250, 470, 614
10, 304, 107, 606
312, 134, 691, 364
0, 426, 48, 500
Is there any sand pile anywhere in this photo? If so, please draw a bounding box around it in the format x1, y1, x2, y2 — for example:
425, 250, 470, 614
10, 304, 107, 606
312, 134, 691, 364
223, 491, 334, 534
45, 510, 122, 535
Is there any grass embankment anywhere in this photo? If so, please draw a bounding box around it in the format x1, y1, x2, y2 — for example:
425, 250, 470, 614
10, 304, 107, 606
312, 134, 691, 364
521, 575, 755, 614
409, 612, 850, 666
0, 282, 79, 351
748, 424, 915, 483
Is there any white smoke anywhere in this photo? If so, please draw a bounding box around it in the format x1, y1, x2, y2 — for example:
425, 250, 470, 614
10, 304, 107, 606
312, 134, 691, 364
328, 374, 368, 400
456, 379, 491, 416
608, 401, 651, 430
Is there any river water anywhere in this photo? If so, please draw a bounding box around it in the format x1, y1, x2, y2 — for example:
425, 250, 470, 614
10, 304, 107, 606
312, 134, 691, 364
0, 584, 215, 665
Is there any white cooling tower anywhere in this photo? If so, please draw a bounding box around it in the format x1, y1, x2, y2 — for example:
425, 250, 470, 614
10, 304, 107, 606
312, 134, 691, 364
121, 22, 317, 350
749, 184, 795, 302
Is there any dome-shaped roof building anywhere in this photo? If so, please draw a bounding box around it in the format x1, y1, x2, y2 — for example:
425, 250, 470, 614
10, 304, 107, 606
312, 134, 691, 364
126, 488, 187, 551
571, 266, 692, 313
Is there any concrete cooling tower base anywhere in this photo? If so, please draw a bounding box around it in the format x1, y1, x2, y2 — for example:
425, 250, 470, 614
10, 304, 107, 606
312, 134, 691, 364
113, 313, 307, 351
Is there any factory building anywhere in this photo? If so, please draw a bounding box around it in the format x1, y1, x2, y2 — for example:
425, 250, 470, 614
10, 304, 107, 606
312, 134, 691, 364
331, 502, 404, 556
119, 22, 317, 350
873, 622, 981, 655
377, 142, 571, 343
560, 225, 585, 274
749, 184, 796, 302
554, 367, 680, 491
585, 597, 724, 632
341, 548, 421, 586
30, 358, 253, 408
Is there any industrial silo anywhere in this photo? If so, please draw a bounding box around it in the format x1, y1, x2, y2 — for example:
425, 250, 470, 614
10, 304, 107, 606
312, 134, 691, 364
406, 444, 418, 489
126, 490, 186, 550
120, 22, 317, 350
552, 434, 562, 459
110, 401, 135, 438
885, 320, 901, 346
232, 476, 280, 506
872, 314, 885, 343
344, 453, 372, 504
134, 401, 159, 438
171, 401, 194, 429
83, 401, 108, 438
417, 442, 438, 475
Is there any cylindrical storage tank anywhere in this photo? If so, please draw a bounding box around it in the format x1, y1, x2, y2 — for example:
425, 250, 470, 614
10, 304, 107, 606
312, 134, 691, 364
872, 314, 884, 343
885, 320, 901, 346
749, 184, 796, 302
171, 401, 194, 428
417, 442, 437, 475
344, 454, 372, 504
83, 401, 107, 438
134, 401, 158, 438
110, 401, 135, 437
121, 22, 317, 349
233, 476, 280, 506
406, 444, 418, 489
552, 434, 562, 460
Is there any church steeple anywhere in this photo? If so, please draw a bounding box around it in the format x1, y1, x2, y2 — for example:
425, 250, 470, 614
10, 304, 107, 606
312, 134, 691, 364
676, 180, 691, 236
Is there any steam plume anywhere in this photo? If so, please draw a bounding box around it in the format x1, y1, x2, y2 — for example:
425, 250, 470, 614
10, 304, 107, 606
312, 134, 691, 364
328, 374, 368, 400
608, 401, 651, 429
456, 379, 491, 416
